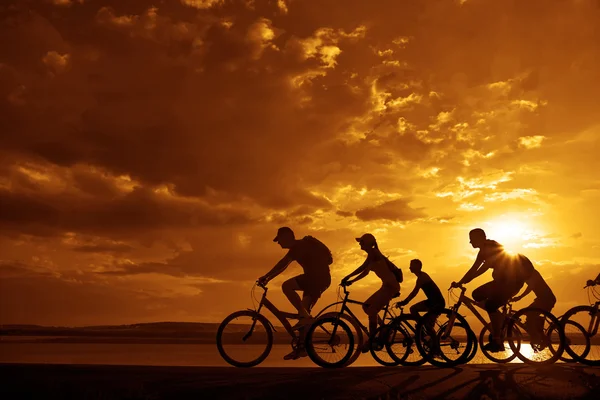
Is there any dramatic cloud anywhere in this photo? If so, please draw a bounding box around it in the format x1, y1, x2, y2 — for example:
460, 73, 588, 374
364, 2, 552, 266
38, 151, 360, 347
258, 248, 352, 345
355, 199, 425, 222
1, 0, 599, 325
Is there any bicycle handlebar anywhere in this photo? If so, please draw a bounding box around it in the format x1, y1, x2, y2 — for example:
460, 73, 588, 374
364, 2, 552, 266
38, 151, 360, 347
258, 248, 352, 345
448, 283, 467, 292
340, 283, 350, 295
256, 281, 267, 290
584, 279, 598, 289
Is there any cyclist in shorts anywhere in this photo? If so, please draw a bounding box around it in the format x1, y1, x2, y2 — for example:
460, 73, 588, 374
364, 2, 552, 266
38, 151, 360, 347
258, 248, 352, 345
451, 228, 531, 352
258, 227, 333, 360
397, 259, 445, 316
398, 259, 445, 355
341, 233, 401, 352
511, 263, 557, 344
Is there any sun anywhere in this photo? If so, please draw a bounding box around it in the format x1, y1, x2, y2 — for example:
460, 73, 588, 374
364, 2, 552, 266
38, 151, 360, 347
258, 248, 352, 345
484, 217, 533, 252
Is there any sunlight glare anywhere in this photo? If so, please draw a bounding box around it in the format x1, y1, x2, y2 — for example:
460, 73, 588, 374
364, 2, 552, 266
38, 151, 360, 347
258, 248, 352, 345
484, 217, 534, 252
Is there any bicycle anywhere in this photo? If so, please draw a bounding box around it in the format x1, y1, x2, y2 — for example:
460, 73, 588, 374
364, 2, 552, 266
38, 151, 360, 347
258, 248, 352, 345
369, 304, 428, 366
560, 278, 600, 366
216, 281, 331, 367
419, 283, 565, 367
305, 284, 399, 368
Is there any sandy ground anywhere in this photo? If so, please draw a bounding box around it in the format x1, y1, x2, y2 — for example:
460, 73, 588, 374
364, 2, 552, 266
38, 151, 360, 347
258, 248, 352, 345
0, 363, 599, 400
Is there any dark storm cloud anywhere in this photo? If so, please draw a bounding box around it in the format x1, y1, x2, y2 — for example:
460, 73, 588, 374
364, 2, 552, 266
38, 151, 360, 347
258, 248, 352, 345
0, 185, 255, 237
355, 198, 425, 222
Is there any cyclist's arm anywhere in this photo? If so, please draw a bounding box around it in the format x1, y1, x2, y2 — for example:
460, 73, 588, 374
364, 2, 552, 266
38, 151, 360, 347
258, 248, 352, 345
349, 269, 369, 284
343, 261, 369, 283
401, 278, 421, 304
458, 252, 488, 285
262, 254, 293, 282
596, 273, 600, 284
512, 285, 532, 301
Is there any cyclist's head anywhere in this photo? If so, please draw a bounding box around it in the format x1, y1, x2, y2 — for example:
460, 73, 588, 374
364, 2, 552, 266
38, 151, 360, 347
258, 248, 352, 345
409, 259, 422, 273
273, 226, 295, 248
469, 228, 486, 248
355, 233, 377, 251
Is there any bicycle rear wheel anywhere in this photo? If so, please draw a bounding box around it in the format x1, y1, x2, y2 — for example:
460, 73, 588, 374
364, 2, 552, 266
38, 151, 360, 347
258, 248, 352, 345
415, 309, 474, 368
479, 324, 519, 363
216, 310, 273, 367
463, 325, 478, 364
507, 307, 564, 365
389, 316, 427, 366
305, 316, 354, 368
560, 319, 591, 363
370, 323, 400, 366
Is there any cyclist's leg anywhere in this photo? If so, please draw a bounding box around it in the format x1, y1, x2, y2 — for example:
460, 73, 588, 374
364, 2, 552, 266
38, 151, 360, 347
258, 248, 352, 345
526, 294, 556, 343
409, 300, 430, 318
282, 275, 311, 319
478, 281, 513, 347
364, 285, 397, 337
472, 281, 496, 304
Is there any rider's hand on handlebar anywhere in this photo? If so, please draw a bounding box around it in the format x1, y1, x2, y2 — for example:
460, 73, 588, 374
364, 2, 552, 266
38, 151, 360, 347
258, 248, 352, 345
340, 279, 351, 287
257, 276, 268, 287
450, 281, 461, 289
586, 279, 596, 288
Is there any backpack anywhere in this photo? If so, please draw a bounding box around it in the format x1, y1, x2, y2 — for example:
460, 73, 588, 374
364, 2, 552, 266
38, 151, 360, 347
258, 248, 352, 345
384, 257, 403, 283
303, 235, 334, 265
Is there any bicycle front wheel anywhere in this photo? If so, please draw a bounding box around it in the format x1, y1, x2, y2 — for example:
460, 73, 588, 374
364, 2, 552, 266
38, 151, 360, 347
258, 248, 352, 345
415, 309, 474, 368
507, 307, 564, 365
561, 305, 599, 366
216, 310, 273, 367
317, 312, 363, 367
305, 317, 354, 368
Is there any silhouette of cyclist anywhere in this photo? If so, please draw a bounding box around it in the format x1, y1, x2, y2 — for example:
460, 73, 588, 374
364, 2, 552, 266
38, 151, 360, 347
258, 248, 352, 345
398, 259, 445, 356
258, 227, 332, 360
511, 266, 556, 344
451, 228, 532, 352
398, 259, 445, 317
341, 233, 401, 353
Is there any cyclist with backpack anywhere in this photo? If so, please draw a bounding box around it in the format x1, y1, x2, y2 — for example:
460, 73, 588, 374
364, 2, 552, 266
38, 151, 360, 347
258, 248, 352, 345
258, 226, 333, 360
341, 233, 403, 352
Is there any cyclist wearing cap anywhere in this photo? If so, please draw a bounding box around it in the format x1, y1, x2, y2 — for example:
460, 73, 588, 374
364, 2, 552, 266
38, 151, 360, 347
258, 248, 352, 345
258, 227, 333, 360
451, 228, 532, 352
341, 233, 400, 352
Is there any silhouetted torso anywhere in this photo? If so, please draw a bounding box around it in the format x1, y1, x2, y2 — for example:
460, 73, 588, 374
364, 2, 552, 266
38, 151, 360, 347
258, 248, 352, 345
480, 240, 532, 286
419, 272, 444, 303
366, 251, 397, 288
286, 236, 331, 278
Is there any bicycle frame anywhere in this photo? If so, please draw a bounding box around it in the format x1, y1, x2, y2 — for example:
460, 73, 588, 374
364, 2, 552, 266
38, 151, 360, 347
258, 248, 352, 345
585, 301, 600, 337
323, 285, 396, 338
251, 284, 302, 340
444, 286, 512, 336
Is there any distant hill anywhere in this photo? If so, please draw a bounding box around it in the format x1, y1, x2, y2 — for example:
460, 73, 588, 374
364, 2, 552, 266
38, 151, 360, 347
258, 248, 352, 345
0, 322, 290, 344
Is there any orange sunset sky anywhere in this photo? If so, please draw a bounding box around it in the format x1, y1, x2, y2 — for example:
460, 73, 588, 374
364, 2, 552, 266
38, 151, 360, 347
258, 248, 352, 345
0, 0, 599, 327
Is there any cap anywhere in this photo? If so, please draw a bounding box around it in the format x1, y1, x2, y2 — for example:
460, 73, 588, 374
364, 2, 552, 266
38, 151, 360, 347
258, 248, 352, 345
355, 233, 376, 246
273, 226, 294, 242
